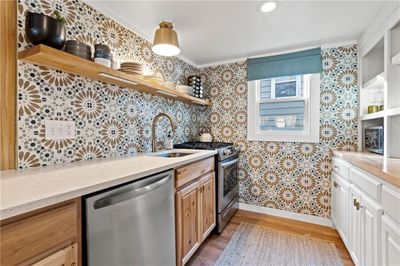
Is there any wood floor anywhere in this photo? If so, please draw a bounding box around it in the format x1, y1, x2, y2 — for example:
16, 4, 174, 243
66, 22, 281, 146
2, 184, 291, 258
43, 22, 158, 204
187, 209, 354, 266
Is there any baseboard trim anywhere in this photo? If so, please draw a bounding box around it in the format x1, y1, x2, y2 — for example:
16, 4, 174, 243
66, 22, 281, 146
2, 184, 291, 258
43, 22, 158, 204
238, 203, 333, 227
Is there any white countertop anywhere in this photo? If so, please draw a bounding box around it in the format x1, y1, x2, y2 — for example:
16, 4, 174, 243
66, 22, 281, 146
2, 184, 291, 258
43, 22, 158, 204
0, 149, 217, 220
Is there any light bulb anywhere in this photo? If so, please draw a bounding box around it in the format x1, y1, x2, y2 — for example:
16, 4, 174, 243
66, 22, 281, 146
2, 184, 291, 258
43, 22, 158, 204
260, 2, 277, 13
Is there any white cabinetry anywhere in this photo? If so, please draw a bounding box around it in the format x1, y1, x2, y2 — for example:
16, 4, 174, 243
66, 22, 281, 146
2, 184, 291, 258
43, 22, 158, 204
348, 185, 362, 265
332, 172, 350, 246
360, 190, 383, 266
332, 156, 399, 266
358, 2, 400, 159
381, 214, 400, 266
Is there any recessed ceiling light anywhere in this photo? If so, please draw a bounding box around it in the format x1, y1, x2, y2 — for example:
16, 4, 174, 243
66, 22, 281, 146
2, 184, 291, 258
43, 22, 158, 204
260, 2, 277, 13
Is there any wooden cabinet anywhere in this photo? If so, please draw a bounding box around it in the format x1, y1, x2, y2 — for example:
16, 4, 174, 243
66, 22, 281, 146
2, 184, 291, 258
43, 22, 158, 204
175, 157, 216, 266
200, 173, 216, 241
381, 214, 400, 266
0, 199, 81, 266
32, 243, 77, 266
176, 181, 201, 263
175, 157, 214, 188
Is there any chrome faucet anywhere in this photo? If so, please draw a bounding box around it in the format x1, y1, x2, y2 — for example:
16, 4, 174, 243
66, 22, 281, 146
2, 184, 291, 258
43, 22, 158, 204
152, 113, 176, 152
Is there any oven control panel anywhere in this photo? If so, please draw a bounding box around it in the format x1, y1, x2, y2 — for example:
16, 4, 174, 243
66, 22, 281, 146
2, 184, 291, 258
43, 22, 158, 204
219, 146, 240, 161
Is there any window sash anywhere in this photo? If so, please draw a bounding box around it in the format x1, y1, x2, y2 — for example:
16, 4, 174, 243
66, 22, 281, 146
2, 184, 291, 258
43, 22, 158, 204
247, 73, 320, 143
270, 75, 302, 99
255, 75, 311, 132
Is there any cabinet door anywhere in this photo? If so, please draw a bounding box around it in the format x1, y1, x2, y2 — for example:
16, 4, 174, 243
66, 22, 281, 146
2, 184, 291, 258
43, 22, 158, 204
332, 174, 350, 246
360, 194, 383, 266
32, 243, 77, 266
382, 214, 400, 266
339, 179, 350, 245
349, 185, 362, 265
331, 176, 340, 229
0, 200, 80, 266
176, 181, 200, 265
199, 172, 216, 241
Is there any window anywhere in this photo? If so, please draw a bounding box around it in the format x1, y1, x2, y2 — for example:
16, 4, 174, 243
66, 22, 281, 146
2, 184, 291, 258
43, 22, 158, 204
248, 73, 320, 142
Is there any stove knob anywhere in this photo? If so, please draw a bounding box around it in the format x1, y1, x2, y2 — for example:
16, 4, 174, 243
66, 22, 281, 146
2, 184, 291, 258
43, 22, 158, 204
223, 150, 231, 156
234, 147, 241, 152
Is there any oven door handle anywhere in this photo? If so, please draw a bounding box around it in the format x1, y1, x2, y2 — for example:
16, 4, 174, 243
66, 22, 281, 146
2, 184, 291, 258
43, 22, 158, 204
221, 158, 239, 168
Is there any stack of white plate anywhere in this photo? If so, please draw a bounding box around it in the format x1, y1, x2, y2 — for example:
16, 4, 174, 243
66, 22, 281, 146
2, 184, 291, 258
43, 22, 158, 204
119, 62, 144, 75
94, 58, 111, 67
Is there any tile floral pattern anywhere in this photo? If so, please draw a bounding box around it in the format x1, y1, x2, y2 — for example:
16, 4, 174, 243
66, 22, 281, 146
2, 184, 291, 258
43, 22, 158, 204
17, 0, 210, 168
199, 45, 359, 218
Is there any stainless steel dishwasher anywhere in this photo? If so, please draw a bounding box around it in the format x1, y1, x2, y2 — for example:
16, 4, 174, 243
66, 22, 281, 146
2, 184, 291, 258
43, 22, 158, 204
85, 170, 176, 266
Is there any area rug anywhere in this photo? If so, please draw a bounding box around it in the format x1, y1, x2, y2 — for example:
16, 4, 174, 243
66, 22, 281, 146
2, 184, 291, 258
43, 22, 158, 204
215, 223, 343, 266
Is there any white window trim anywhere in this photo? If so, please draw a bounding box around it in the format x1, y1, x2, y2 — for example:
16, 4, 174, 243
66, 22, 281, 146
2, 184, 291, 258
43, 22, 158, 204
247, 73, 320, 143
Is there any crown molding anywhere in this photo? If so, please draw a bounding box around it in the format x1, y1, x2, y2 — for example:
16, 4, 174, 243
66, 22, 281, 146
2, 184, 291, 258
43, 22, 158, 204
321, 40, 357, 49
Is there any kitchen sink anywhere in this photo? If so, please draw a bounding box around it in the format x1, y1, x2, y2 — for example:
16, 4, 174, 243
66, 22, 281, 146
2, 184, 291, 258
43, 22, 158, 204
154, 152, 193, 158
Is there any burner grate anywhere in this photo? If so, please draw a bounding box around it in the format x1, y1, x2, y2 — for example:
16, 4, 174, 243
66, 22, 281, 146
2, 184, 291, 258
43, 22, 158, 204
174, 142, 233, 150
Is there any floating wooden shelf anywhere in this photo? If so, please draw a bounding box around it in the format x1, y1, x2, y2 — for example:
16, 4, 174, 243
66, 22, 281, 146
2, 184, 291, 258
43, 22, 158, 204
362, 72, 385, 90
18, 45, 211, 106
392, 52, 400, 65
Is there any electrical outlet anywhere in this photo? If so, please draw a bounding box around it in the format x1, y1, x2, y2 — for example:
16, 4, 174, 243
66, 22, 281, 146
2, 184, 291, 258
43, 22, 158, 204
45, 120, 76, 140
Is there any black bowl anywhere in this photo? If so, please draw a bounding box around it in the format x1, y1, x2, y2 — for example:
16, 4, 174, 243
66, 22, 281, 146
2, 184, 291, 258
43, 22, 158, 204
94, 43, 110, 52
25, 11, 66, 50
94, 51, 111, 60
65, 40, 92, 51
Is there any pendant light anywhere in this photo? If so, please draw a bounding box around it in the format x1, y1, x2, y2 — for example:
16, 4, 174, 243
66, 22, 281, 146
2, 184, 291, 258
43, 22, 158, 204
152, 21, 180, 57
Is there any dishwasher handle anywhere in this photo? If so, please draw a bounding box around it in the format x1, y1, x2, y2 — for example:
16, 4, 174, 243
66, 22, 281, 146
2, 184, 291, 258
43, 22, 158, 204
93, 173, 172, 209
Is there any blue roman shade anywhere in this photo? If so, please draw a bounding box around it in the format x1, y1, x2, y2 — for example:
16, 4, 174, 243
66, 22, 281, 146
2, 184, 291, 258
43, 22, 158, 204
247, 48, 322, 81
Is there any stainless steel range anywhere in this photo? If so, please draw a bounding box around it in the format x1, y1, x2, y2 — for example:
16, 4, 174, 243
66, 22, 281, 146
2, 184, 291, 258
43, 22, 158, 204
174, 142, 239, 233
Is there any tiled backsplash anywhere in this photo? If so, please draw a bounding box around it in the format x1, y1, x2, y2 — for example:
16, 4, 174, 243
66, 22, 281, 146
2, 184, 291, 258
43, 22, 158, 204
17, 0, 210, 168
199, 45, 359, 218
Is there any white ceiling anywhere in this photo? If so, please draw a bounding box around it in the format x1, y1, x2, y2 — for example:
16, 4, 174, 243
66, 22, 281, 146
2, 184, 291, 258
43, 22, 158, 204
85, 1, 387, 67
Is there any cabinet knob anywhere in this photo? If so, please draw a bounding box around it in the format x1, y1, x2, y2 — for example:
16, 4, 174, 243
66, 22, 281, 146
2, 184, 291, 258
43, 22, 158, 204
333, 181, 339, 188
353, 198, 361, 210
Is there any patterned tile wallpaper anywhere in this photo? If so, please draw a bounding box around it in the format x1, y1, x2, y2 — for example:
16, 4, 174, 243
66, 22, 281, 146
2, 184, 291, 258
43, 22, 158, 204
199, 45, 359, 218
16, 0, 210, 168
16, 0, 359, 218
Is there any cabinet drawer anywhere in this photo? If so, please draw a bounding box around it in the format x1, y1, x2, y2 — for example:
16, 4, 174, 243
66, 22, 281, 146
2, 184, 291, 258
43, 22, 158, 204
382, 185, 400, 222
332, 156, 351, 179
32, 243, 77, 266
0, 202, 79, 265
176, 157, 214, 188
349, 167, 382, 201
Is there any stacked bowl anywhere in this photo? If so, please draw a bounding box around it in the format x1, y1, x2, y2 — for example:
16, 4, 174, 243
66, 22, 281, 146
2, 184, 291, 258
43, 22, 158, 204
94, 44, 111, 67
64, 40, 91, 60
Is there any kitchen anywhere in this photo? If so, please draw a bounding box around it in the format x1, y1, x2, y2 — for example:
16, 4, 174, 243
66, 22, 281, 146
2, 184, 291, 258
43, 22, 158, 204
0, 1, 399, 266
